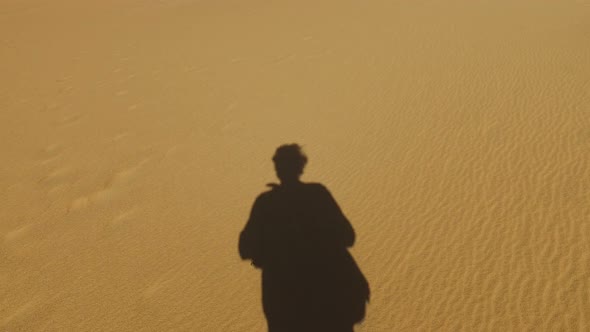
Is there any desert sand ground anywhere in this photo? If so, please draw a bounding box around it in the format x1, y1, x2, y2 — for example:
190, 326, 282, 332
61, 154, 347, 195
1, 0, 589, 330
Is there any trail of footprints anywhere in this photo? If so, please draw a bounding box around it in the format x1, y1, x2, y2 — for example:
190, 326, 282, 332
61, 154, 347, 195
68, 157, 150, 213
37, 141, 149, 226
38, 144, 70, 196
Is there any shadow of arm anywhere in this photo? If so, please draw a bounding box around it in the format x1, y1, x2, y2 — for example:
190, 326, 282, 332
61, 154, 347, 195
239, 195, 265, 267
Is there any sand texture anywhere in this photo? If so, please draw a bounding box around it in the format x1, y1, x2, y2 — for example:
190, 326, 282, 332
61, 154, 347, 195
1, 0, 590, 330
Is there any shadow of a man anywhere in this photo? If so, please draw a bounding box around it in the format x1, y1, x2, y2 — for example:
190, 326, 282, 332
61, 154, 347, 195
239, 144, 370, 332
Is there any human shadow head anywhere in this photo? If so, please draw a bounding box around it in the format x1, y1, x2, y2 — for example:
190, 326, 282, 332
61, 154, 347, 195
272, 144, 308, 185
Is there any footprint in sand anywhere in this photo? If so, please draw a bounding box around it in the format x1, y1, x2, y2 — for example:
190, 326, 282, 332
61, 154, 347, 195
39, 103, 59, 113
111, 132, 131, 142
69, 196, 90, 211
163, 145, 179, 158
68, 158, 150, 212
39, 166, 74, 196
4, 224, 32, 242
57, 85, 74, 95
272, 54, 297, 65
39, 167, 70, 184
35, 144, 71, 195
1, 298, 40, 327
56, 113, 82, 127
110, 208, 137, 226
39, 143, 62, 165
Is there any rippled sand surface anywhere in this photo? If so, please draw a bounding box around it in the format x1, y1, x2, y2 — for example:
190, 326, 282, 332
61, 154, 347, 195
1, 0, 589, 330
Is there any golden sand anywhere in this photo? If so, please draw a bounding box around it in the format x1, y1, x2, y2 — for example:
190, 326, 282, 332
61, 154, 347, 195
1, 0, 589, 330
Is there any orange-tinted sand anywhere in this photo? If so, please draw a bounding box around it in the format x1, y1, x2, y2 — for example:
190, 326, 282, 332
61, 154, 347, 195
1, 0, 589, 330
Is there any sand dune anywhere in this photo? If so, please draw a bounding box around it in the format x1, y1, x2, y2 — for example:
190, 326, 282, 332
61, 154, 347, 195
1, 0, 589, 330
